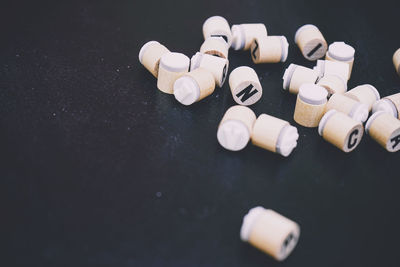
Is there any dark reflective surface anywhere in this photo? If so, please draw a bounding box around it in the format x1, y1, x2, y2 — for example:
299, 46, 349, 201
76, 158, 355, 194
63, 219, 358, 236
1, 0, 400, 266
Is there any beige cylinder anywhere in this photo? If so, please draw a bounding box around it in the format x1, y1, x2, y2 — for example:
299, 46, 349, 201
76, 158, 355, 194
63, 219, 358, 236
314, 60, 350, 82
294, 84, 328, 127
202, 16, 232, 46
231, 23, 268, 51
326, 42, 355, 79
173, 68, 215, 105
250, 36, 289, 63
366, 111, 400, 152
157, 52, 190, 94
217, 105, 256, 151
138, 41, 170, 78
319, 110, 364, 152
190, 52, 229, 87
383, 93, 400, 119
345, 84, 380, 111
251, 114, 299, 157
372, 98, 399, 119
229, 66, 262, 106
317, 74, 347, 96
295, 24, 327, 61
240, 207, 300, 261
326, 93, 369, 122
282, 64, 319, 94
393, 48, 400, 75
200, 37, 229, 59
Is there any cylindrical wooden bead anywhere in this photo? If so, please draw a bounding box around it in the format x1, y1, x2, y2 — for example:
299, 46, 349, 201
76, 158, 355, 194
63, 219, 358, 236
173, 68, 215, 106
240, 207, 300, 261
295, 24, 327, 61
250, 36, 289, 64
294, 84, 328, 127
345, 84, 380, 111
317, 74, 347, 96
393, 48, 400, 76
202, 16, 232, 46
138, 41, 170, 78
190, 52, 229, 87
314, 60, 350, 82
318, 110, 364, 152
372, 93, 400, 119
326, 93, 369, 122
282, 64, 319, 94
231, 23, 267, 51
326, 42, 355, 79
217, 105, 257, 151
251, 114, 299, 157
200, 37, 229, 59
366, 111, 400, 152
229, 66, 262, 106
157, 52, 190, 94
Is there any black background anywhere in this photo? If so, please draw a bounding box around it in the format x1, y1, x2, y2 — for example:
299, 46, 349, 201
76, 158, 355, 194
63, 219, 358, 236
1, 0, 400, 266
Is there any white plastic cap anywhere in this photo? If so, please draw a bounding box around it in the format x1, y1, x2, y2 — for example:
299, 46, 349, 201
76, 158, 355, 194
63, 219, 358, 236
365, 84, 381, 101
276, 125, 299, 157
160, 52, 190, 72
365, 111, 385, 134
190, 52, 203, 71
298, 83, 328, 105
372, 99, 398, 118
203, 15, 229, 27
280, 36, 289, 62
240, 206, 265, 241
349, 103, 369, 123
294, 24, 319, 44
318, 109, 337, 136
217, 120, 251, 151
328, 42, 355, 61
231, 25, 245, 50
282, 64, 297, 90
173, 76, 200, 106
138, 40, 160, 63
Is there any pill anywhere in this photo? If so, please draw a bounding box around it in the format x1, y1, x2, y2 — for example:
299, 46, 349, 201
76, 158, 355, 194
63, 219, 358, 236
295, 24, 327, 61
325, 93, 369, 122
294, 84, 328, 127
240, 207, 300, 261
317, 74, 347, 96
282, 63, 320, 94
173, 68, 215, 106
345, 84, 380, 111
157, 52, 190, 94
229, 66, 262, 106
372, 93, 400, 119
250, 36, 289, 64
325, 42, 355, 79
318, 110, 364, 152
393, 48, 400, 76
138, 41, 170, 78
190, 52, 229, 87
200, 37, 229, 59
217, 105, 256, 151
313, 60, 350, 82
365, 111, 400, 152
202, 16, 232, 46
251, 114, 299, 157
231, 23, 268, 51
